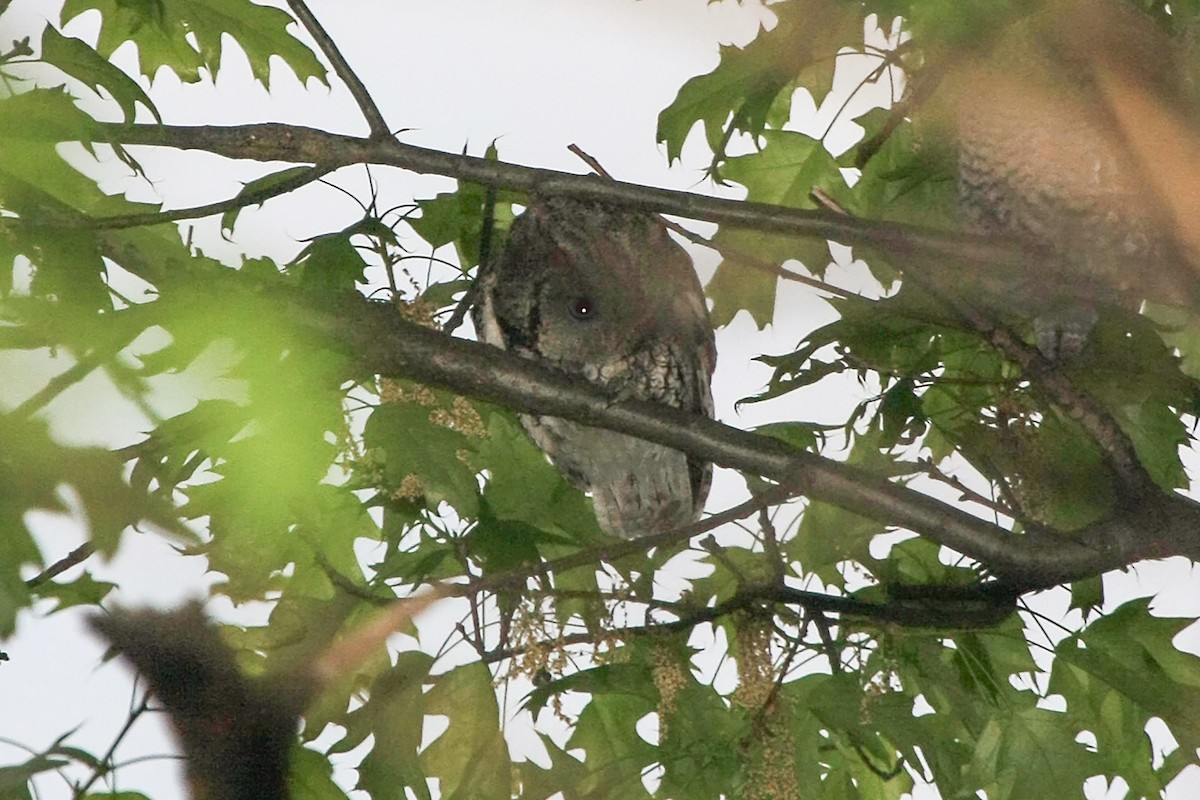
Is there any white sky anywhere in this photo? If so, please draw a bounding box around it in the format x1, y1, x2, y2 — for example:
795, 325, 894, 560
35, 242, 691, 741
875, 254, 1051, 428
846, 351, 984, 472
1, 1, 1198, 799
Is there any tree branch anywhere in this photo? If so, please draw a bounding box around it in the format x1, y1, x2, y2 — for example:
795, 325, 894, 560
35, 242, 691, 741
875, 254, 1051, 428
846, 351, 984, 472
478, 578, 1019, 664
26, 543, 95, 588
293, 290, 1200, 587
473, 483, 799, 596
91, 121, 1038, 275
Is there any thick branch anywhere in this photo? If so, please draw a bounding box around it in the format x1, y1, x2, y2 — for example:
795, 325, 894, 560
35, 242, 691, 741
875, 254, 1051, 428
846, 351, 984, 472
288, 290, 1200, 587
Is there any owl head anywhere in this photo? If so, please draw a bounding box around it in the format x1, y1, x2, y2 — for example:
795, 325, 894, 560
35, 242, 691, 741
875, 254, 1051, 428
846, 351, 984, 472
476, 197, 714, 371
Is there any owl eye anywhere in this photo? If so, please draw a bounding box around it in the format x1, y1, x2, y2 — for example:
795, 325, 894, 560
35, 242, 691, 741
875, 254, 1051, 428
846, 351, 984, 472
567, 295, 598, 321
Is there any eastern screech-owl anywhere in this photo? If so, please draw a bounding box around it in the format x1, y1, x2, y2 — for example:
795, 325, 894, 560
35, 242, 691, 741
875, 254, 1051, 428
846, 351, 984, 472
955, 0, 1199, 357
473, 198, 716, 539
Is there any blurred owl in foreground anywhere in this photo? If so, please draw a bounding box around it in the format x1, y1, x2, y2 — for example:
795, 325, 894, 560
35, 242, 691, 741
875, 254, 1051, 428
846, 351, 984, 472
472, 198, 716, 539
954, 0, 1200, 357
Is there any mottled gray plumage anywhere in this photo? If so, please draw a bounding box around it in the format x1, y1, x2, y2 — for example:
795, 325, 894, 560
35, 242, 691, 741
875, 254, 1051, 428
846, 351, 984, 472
473, 198, 716, 539
954, 2, 1199, 357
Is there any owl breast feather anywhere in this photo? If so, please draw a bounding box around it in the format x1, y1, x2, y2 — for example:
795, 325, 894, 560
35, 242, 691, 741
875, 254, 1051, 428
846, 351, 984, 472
518, 339, 713, 539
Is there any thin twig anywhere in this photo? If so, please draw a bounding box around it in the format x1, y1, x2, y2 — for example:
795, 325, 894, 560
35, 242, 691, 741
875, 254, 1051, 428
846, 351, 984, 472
471, 481, 801, 596
854, 56, 951, 170
11, 324, 142, 420
83, 163, 337, 230
441, 276, 476, 336
285, 1, 390, 137
567, 144, 611, 179
811, 610, 841, 672
757, 502, 787, 583
916, 457, 1018, 521
852, 741, 908, 781
72, 695, 151, 799
26, 543, 95, 588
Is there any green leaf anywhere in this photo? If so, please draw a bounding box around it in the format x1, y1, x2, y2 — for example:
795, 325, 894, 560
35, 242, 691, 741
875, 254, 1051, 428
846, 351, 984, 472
61, 0, 328, 87
0, 736, 100, 797
289, 227, 368, 293
788, 426, 915, 584
524, 663, 655, 716
0, 85, 99, 143
421, 662, 510, 800
0, 754, 67, 797
875, 377, 929, 448
32, 572, 116, 612
0, 534, 35, 640
704, 248, 778, 329
875, 536, 973, 588
566, 692, 656, 799
373, 532, 459, 585
659, 680, 747, 799
0, 89, 161, 225
411, 142, 518, 268
517, 735, 588, 800
363, 389, 482, 519
1067, 309, 1193, 490
26, 227, 111, 310
966, 704, 1098, 800
656, 0, 859, 165
421, 277, 473, 312
1068, 576, 1104, 617
468, 512, 547, 575
0, 414, 186, 633
1118, 400, 1188, 490
723, 130, 842, 210
689, 544, 769, 608
1050, 598, 1200, 762
791, 499, 880, 587
127, 400, 250, 496
705, 131, 842, 327
334, 652, 433, 800
786, 673, 918, 797
146, 280, 362, 600
288, 745, 349, 800
847, 119, 958, 229
41, 26, 161, 123
475, 411, 604, 544
752, 420, 831, 452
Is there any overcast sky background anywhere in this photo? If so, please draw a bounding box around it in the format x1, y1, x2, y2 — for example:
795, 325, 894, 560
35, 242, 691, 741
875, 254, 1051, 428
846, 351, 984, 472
1, 1, 1199, 799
